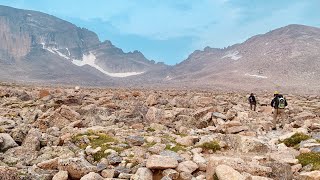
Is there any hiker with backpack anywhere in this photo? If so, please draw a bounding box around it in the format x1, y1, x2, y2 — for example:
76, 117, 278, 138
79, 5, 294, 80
248, 93, 257, 111
271, 91, 288, 130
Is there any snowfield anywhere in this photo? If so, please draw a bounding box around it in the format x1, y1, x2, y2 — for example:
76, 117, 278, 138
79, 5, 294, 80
222, 51, 242, 60
72, 52, 145, 78
245, 73, 268, 79
41, 43, 145, 78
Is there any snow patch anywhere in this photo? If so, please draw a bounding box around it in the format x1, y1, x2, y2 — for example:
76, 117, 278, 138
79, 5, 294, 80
265, 42, 269, 45
72, 52, 145, 78
41, 43, 70, 60
222, 51, 242, 60
41, 42, 144, 78
165, 76, 172, 80
66, 48, 71, 56
245, 73, 268, 79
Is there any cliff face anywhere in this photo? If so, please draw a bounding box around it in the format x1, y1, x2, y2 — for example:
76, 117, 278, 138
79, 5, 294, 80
0, 5, 100, 61
0, 5, 167, 85
0, 17, 31, 60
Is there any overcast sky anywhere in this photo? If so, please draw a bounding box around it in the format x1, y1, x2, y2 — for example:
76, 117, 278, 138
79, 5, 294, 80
1, 0, 320, 64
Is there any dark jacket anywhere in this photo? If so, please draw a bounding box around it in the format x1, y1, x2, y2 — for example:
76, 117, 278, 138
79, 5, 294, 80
249, 95, 256, 104
271, 94, 288, 109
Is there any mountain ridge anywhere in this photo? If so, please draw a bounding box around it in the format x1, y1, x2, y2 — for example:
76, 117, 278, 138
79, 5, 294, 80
0, 5, 320, 93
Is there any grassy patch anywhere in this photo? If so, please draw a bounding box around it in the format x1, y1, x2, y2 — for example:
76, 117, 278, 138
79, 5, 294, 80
161, 134, 176, 143
175, 133, 188, 137
71, 130, 122, 162
199, 141, 221, 152
213, 173, 219, 180
0, 127, 4, 133
165, 144, 186, 152
281, 133, 310, 147
145, 141, 157, 148
146, 127, 155, 132
297, 152, 320, 170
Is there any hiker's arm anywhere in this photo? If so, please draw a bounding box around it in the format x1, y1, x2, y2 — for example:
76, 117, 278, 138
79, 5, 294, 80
271, 99, 275, 107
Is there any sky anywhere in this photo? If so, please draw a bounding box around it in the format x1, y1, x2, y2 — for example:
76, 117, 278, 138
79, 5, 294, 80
1, 0, 320, 65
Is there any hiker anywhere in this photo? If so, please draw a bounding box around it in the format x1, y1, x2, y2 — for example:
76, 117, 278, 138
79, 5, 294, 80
271, 91, 288, 129
248, 93, 257, 111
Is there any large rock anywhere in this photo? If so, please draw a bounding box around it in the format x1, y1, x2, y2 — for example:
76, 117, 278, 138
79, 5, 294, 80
237, 136, 270, 153
58, 105, 80, 120
146, 155, 178, 170
162, 169, 179, 179
251, 176, 273, 180
177, 161, 199, 173
212, 112, 227, 120
215, 165, 245, 180
2, 128, 42, 165
268, 149, 299, 165
2, 146, 38, 165
131, 167, 153, 180
298, 171, 320, 180
38, 105, 80, 130
146, 107, 166, 124
0, 118, 15, 130
0, 133, 18, 152
206, 156, 272, 180
192, 107, 216, 120
0, 166, 19, 180
148, 143, 166, 154
126, 136, 144, 146
80, 172, 104, 180
226, 126, 249, 134
37, 158, 59, 170
293, 112, 316, 121
264, 162, 293, 180
179, 172, 193, 180
34, 146, 75, 165
226, 108, 238, 120
176, 136, 198, 146
107, 154, 123, 165
193, 153, 207, 164
169, 97, 190, 108
160, 150, 184, 162
39, 89, 51, 99
22, 128, 42, 151
58, 158, 97, 179
190, 96, 212, 107
101, 169, 115, 178
146, 94, 158, 106
52, 171, 68, 180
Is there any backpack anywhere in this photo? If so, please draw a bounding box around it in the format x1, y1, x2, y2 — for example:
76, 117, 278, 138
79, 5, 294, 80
249, 95, 256, 103
278, 97, 286, 109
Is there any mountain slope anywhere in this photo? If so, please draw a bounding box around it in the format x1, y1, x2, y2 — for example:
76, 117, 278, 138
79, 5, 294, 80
0, 5, 167, 85
169, 24, 320, 93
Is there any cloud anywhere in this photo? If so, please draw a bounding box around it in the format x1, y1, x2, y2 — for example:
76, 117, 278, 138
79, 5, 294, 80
111, 0, 240, 40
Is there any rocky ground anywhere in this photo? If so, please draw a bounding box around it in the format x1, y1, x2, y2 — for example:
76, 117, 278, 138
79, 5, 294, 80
0, 84, 320, 180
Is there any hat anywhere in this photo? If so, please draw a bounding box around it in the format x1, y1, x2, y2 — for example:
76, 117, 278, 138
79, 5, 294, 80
274, 91, 279, 95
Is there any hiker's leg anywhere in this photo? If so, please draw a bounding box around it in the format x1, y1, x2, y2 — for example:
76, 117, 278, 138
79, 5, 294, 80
280, 109, 286, 127
254, 104, 256, 111
272, 109, 278, 128
250, 104, 253, 110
